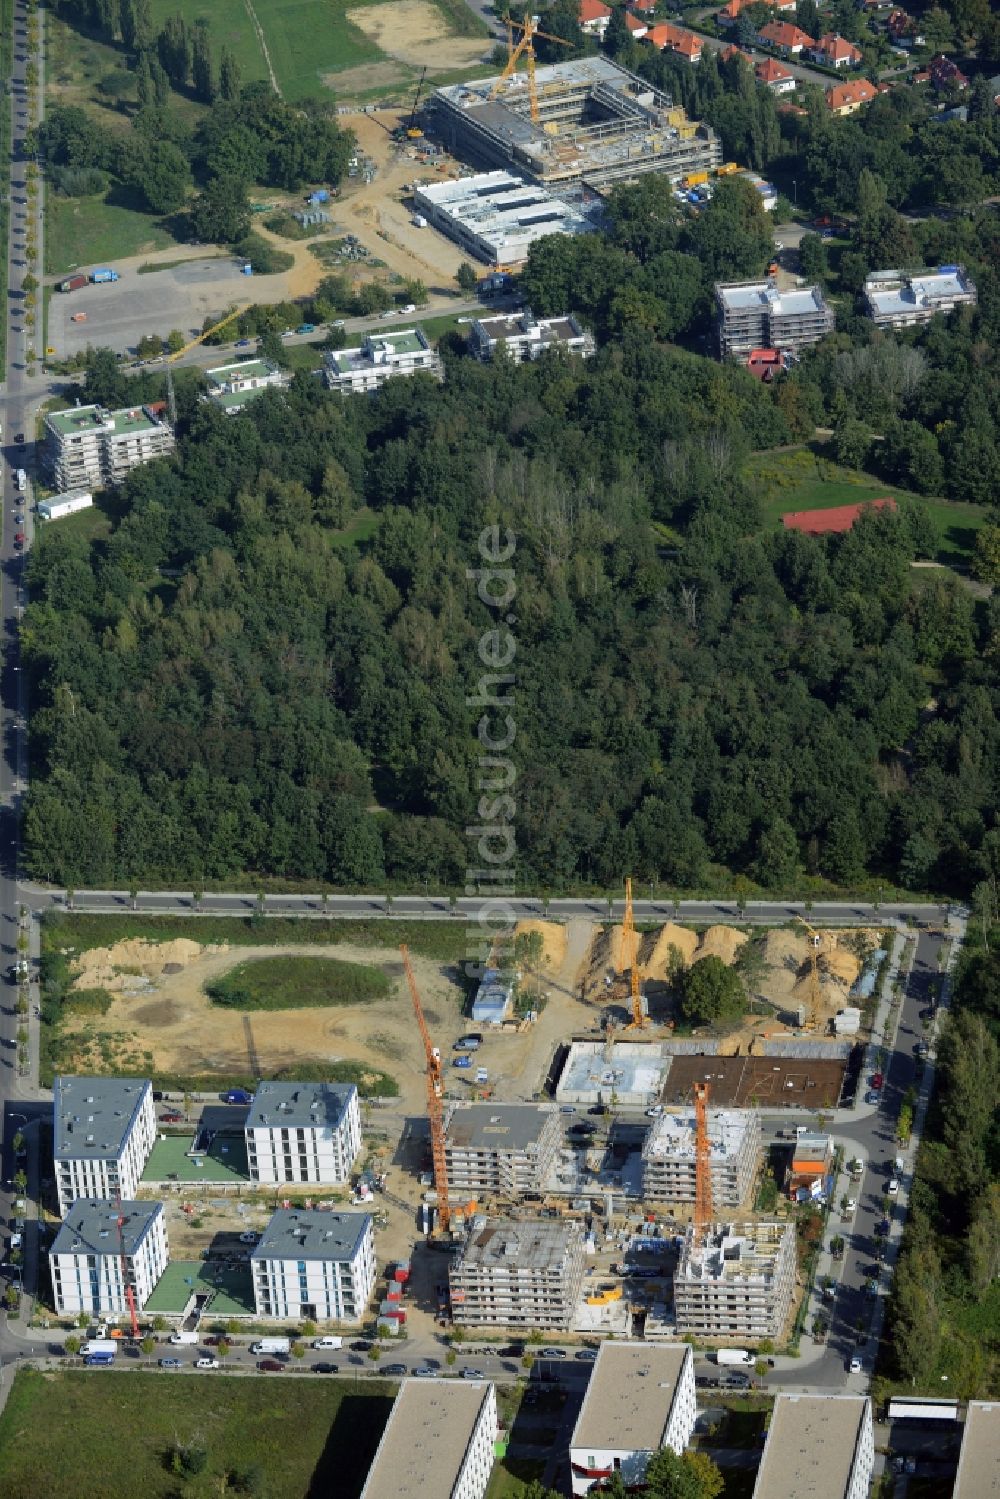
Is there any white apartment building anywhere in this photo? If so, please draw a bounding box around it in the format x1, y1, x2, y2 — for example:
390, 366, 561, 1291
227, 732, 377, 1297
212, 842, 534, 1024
205, 359, 289, 414
444, 1103, 562, 1198
449, 1215, 586, 1330
245, 1080, 361, 1186
569, 1342, 697, 1496
673, 1221, 796, 1343
250, 1208, 376, 1322
43, 404, 175, 490
53, 1076, 157, 1218
715, 281, 835, 359
468, 310, 595, 364
753, 1395, 874, 1499
954, 1401, 1000, 1497
361, 1379, 499, 1499
49, 1199, 168, 1317
862, 266, 977, 328
641, 1108, 760, 1207
324, 328, 442, 395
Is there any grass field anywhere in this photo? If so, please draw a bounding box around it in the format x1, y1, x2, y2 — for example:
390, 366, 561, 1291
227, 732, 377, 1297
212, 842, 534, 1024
747, 448, 988, 569
207, 954, 391, 1009
46, 188, 176, 277
486, 1456, 548, 1498
0, 1368, 394, 1499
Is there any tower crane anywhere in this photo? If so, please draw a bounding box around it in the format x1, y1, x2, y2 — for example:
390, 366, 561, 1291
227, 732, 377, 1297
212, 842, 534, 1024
115, 1190, 140, 1340
693, 1081, 713, 1237
793, 915, 833, 1029
401, 944, 451, 1236
407, 65, 428, 137
620, 876, 647, 1030
491, 15, 572, 125
166, 304, 251, 364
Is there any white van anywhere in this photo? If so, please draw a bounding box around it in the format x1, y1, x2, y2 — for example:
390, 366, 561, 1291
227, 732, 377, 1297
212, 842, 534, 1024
312, 1336, 343, 1350
169, 1331, 199, 1345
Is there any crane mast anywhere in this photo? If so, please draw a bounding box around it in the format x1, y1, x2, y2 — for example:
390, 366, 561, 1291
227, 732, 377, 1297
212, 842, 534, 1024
491, 14, 572, 124
621, 877, 647, 1030
401, 944, 451, 1235
115, 1190, 140, 1340
693, 1081, 713, 1237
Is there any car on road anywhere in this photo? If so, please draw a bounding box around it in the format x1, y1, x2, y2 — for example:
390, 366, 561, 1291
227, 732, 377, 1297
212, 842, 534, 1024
14, 433, 24, 444
848, 1356, 862, 1373
541, 1348, 567, 1358
195, 1357, 219, 1369
311, 1362, 337, 1373
202, 1334, 224, 1346
236, 338, 252, 348
870, 1072, 884, 1089
296, 324, 316, 334
384, 1363, 407, 1376
461, 1368, 485, 1380
159, 1357, 183, 1369
844, 1199, 857, 1214
575, 1349, 598, 1362
865, 1279, 879, 1297
887, 1179, 899, 1195
413, 1367, 438, 1378
865, 1091, 880, 1106
877, 1217, 891, 1235
258, 1359, 283, 1372
350, 1340, 372, 1352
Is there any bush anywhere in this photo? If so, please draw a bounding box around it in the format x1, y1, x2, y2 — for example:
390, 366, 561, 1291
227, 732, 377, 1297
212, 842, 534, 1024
235, 233, 294, 275
50, 165, 108, 197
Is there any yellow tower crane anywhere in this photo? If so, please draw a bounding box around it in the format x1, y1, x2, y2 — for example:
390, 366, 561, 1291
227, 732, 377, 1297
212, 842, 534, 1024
621, 877, 647, 1030
491, 14, 572, 125
401, 944, 451, 1236
793, 915, 836, 1029
166, 304, 251, 363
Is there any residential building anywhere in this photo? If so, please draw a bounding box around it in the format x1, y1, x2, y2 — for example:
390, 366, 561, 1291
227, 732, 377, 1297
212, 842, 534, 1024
717, 0, 749, 26
746, 347, 787, 380
630, 0, 657, 12
43, 404, 175, 490
715, 281, 835, 360
755, 57, 796, 92
624, 11, 648, 38
245, 1080, 362, 1186
469, 310, 595, 363
826, 78, 877, 113
205, 359, 289, 414
569, 1343, 697, 1496
673, 1221, 796, 1342
641, 1108, 760, 1208
324, 328, 443, 395
53, 1076, 157, 1218
250, 1208, 376, 1322
886, 9, 925, 47
930, 53, 968, 89
752, 1395, 875, 1499
953, 1401, 1000, 1498
49, 1199, 168, 1317
782, 498, 896, 535
810, 33, 862, 66
645, 22, 703, 60
444, 1103, 562, 1198
757, 21, 815, 54
361, 1379, 499, 1499
579, 0, 612, 38
786, 1132, 834, 1201
862, 266, 977, 328
449, 1215, 586, 1330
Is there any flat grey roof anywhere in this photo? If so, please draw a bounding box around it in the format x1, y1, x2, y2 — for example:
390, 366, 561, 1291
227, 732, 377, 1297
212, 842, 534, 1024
571, 1342, 690, 1452
51, 1198, 162, 1258
445, 1102, 555, 1153
753, 1395, 869, 1498
246, 1080, 356, 1132
865, 267, 973, 316
954, 1402, 1000, 1496
455, 1214, 581, 1271
53, 1076, 150, 1162
250, 1208, 370, 1264
361, 1379, 494, 1499
642, 1108, 754, 1162
717, 282, 827, 316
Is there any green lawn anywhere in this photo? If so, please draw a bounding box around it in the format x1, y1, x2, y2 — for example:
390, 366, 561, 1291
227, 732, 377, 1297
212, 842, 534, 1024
207, 954, 391, 1009
142, 1129, 250, 1184
0, 1368, 394, 1499
46, 189, 176, 277
143, 1258, 255, 1315
148, 0, 271, 87
330, 507, 380, 550
486, 1456, 548, 1498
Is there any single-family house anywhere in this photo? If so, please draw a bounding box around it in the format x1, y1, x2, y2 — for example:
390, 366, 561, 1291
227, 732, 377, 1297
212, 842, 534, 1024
810, 32, 863, 66
644, 21, 703, 58
930, 54, 968, 90
625, 11, 648, 38
630, 0, 658, 12
716, 0, 748, 26
758, 20, 815, 54
886, 9, 925, 47
826, 77, 877, 113
579, 0, 612, 38
755, 56, 796, 91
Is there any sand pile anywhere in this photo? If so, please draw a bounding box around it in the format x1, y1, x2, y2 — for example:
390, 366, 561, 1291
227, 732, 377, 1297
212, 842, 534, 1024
824, 946, 861, 985
644, 923, 699, 979
694, 926, 748, 965
72, 938, 213, 992
582, 924, 626, 1001
763, 929, 806, 972
514, 920, 567, 977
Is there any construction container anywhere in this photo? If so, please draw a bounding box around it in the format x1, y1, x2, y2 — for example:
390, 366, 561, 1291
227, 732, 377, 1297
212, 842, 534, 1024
58, 275, 88, 293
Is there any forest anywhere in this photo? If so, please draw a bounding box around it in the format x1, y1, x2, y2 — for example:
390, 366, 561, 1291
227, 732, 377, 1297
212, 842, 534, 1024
21, 317, 1000, 895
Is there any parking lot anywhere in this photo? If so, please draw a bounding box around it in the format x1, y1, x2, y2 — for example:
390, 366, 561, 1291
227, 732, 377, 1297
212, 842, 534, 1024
47, 256, 271, 359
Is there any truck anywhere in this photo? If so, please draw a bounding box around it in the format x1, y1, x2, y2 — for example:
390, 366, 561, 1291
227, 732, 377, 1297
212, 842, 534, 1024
716, 1348, 755, 1366
81, 1339, 118, 1359
250, 1337, 291, 1356
169, 1330, 199, 1345
15, 468, 27, 491
57, 275, 87, 293
89, 268, 119, 283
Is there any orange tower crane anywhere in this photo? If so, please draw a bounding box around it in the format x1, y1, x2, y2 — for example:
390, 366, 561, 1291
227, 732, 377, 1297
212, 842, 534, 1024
693, 1082, 713, 1237
401, 944, 451, 1236
115, 1191, 140, 1339
621, 877, 647, 1030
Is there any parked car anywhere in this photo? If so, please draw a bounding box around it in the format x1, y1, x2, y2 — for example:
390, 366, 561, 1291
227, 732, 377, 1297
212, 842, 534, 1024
452, 1055, 472, 1069
311, 1362, 337, 1373
258, 1359, 284, 1372
239, 1231, 260, 1244
887, 1179, 899, 1195
461, 1368, 485, 1380
195, 1357, 219, 1369
865, 1091, 880, 1106
541, 1348, 567, 1359
848, 1356, 862, 1373
645, 1105, 663, 1117
844, 1199, 857, 1214
870, 1073, 884, 1089
159, 1357, 183, 1369
384, 1363, 407, 1376
413, 1367, 438, 1378
160, 1111, 184, 1123
14, 433, 24, 444
236, 339, 252, 348
575, 1349, 598, 1362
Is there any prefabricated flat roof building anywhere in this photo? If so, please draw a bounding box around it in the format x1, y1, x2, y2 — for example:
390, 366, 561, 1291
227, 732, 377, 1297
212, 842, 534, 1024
412, 172, 594, 266
863, 266, 976, 328
50, 1198, 168, 1317
715, 281, 835, 359
641, 1108, 760, 1207
673, 1220, 796, 1342
752, 1395, 874, 1499
245, 1080, 361, 1186
36, 490, 93, 522
361, 1378, 499, 1499
53, 1076, 157, 1217
444, 1102, 562, 1198
569, 1342, 697, 1496
250, 1208, 376, 1322
953, 1401, 1000, 1497
449, 1214, 586, 1330
431, 57, 720, 191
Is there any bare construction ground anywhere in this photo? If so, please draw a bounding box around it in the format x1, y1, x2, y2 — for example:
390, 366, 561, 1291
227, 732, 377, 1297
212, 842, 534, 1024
345, 0, 488, 73
661, 1054, 849, 1110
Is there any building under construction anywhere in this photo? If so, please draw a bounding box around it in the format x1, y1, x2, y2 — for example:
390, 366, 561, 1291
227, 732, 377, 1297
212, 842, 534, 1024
431, 56, 721, 192
641, 1109, 761, 1208
673, 1221, 796, 1343
449, 1214, 586, 1330
444, 1102, 562, 1199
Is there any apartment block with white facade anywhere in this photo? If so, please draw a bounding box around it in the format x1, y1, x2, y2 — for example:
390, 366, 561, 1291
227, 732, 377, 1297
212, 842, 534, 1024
49, 1199, 168, 1317
245, 1080, 361, 1186
862, 266, 977, 329
468, 311, 595, 364
641, 1108, 760, 1207
205, 359, 289, 414
361, 1379, 499, 1499
752, 1395, 874, 1499
53, 1076, 157, 1217
673, 1221, 796, 1343
324, 328, 442, 394
449, 1215, 586, 1330
43, 405, 175, 490
569, 1342, 697, 1496
250, 1208, 375, 1322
